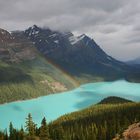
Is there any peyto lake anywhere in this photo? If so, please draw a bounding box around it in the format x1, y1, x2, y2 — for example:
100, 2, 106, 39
0, 80, 140, 130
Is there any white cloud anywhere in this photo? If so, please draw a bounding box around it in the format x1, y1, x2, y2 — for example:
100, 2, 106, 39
0, 0, 140, 60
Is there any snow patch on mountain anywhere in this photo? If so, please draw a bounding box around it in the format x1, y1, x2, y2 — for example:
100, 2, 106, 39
54, 40, 59, 44
69, 36, 79, 45
69, 34, 87, 45
107, 56, 113, 61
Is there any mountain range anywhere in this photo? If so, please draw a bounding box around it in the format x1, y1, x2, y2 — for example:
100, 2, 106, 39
127, 57, 140, 65
0, 25, 139, 83
23, 25, 140, 83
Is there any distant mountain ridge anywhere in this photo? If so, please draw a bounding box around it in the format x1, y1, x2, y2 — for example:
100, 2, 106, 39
23, 25, 136, 83
127, 57, 140, 65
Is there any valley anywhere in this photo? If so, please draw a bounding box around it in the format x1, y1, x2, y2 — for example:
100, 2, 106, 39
0, 80, 140, 130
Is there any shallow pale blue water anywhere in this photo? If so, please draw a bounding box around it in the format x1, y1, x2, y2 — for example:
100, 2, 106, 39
0, 80, 140, 130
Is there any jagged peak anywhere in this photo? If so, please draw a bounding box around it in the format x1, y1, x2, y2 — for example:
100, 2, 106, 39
78, 34, 87, 38
25, 25, 40, 33
68, 33, 92, 45
78, 34, 91, 41
31, 24, 39, 29
25, 25, 41, 37
25, 25, 54, 36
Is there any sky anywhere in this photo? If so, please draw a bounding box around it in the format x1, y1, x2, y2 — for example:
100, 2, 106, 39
0, 0, 140, 61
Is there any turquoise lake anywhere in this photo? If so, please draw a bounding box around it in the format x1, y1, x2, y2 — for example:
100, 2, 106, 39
0, 80, 140, 130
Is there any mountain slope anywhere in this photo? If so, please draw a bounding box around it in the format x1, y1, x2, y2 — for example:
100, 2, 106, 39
50, 101, 140, 140
0, 28, 77, 104
23, 25, 139, 83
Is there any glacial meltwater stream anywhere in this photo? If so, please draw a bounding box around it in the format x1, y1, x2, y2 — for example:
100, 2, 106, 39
0, 80, 140, 130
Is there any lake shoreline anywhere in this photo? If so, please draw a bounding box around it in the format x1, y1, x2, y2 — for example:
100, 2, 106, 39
0, 80, 140, 130
0, 79, 134, 106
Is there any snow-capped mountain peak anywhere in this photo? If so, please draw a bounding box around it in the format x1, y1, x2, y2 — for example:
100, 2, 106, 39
31, 25, 38, 29
25, 25, 41, 37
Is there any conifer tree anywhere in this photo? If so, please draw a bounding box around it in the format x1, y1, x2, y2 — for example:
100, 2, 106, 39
39, 117, 49, 140
17, 126, 25, 140
25, 113, 36, 136
9, 122, 15, 140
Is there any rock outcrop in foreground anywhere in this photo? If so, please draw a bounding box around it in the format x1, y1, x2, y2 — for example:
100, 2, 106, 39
113, 122, 140, 140
123, 122, 140, 140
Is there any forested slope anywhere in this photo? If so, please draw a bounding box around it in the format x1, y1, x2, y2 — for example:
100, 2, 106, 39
50, 102, 140, 140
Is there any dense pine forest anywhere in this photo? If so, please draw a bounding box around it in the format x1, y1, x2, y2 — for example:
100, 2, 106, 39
0, 100, 140, 140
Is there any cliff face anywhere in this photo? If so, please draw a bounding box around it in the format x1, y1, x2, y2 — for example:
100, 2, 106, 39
123, 123, 140, 140
0, 28, 37, 62
113, 123, 140, 140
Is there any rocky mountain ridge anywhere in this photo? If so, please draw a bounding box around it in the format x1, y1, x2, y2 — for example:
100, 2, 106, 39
23, 25, 133, 82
